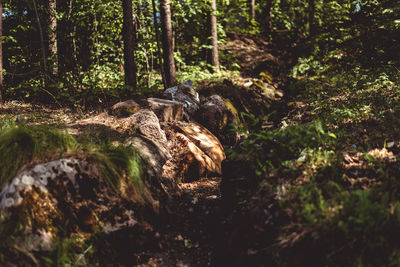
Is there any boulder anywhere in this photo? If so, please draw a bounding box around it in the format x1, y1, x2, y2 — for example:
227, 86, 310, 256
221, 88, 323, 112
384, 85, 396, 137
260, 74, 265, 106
111, 99, 140, 117
0, 158, 140, 251
195, 79, 275, 119
163, 81, 200, 120
72, 109, 173, 191
124, 109, 175, 193
162, 122, 226, 182
196, 95, 239, 145
128, 136, 170, 178
147, 97, 184, 122
127, 109, 169, 147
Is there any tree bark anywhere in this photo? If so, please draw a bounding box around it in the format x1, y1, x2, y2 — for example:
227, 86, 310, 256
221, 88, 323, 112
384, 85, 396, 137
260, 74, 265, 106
209, 0, 219, 70
32, 0, 48, 88
160, 0, 177, 87
249, 0, 255, 22
0, 0, 3, 104
151, 0, 167, 89
309, 0, 315, 36
122, 0, 137, 90
48, 0, 58, 75
265, 0, 273, 36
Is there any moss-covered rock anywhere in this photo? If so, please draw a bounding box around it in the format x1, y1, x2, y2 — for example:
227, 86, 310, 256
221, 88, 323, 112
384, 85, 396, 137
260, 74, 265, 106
196, 95, 240, 145
111, 99, 141, 118
0, 123, 161, 266
163, 81, 200, 120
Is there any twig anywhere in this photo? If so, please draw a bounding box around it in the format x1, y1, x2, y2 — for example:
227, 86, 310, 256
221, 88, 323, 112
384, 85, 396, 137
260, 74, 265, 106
40, 86, 63, 108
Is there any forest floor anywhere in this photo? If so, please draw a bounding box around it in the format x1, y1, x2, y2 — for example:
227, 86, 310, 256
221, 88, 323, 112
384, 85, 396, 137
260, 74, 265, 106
0, 33, 284, 266
3, 31, 398, 266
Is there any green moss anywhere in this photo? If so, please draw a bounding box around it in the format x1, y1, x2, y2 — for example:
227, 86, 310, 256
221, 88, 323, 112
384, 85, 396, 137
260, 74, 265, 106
222, 97, 240, 122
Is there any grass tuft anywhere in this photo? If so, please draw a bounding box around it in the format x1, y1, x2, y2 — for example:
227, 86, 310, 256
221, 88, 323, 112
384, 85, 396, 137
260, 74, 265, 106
0, 124, 77, 190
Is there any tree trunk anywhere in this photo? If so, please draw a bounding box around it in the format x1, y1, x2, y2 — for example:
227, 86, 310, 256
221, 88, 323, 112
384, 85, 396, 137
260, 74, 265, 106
151, 0, 167, 89
122, 0, 137, 90
209, 0, 219, 70
249, 0, 255, 22
48, 0, 58, 75
32, 0, 48, 88
0, 0, 3, 104
265, 0, 273, 36
309, 0, 315, 36
160, 0, 177, 87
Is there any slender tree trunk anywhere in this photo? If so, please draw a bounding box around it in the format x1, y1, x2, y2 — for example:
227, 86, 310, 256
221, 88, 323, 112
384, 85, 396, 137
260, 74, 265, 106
265, 0, 273, 36
209, 0, 219, 70
160, 0, 177, 87
122, 0, 137, 90
309, 0, 315, 36
56, 0, 73, 74
151, 0, 167, 89
48, 0, 58, 75
32, 0, 48, 88
0, 0, 3, 104
249, 0, 255, 22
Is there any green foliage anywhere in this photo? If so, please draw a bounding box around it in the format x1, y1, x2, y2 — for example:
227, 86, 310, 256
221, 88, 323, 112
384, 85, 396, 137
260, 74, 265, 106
276, 168, 400, 265
230, 120, 338, 177
40, 237, 90, 267
87, 143, 147, 194
291, 56, 325, 78
176, 65, 239, 84
226, 1, 400, 260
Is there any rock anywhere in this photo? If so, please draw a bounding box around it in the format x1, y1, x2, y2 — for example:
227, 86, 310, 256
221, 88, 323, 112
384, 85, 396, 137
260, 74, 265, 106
162, 122, 226, 182
147, 97, 184, 122
128, 136, 170, 178
163, 81, 200, 120
195, 79, 274, 119
74, 109, 174, 193
112, 99, 140, 117
124, 109, 175, 194
127, 109, 169, 147
196, 95, 239, 145
0, 158, 140, 251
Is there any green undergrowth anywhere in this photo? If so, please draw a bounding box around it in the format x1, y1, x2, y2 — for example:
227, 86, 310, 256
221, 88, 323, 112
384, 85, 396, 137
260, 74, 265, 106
228, 56, 400, 265
176, 66, 240, 85
230, 120, 338, 178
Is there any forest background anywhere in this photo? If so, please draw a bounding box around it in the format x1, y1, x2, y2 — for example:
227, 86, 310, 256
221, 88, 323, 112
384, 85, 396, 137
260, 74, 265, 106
1, 0, 398, 108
